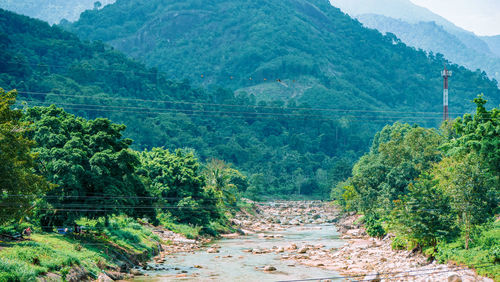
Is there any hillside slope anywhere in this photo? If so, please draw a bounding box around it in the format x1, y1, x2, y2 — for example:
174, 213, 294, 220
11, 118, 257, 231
1, 8, 378, 196
357, 14, 500, 81
330, 0, 500, 82
65, 0, 500, 115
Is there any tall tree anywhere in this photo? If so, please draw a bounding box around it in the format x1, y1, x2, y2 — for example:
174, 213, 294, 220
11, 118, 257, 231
138, 148, 220, 225
22, 105, 155, 228
433, 154, 497, 249
0, 89, 50, 224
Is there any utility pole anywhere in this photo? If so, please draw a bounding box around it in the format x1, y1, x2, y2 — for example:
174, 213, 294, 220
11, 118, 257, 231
441, 65, 452, 121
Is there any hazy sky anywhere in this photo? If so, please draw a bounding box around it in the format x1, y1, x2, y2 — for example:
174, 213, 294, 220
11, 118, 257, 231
410, 0, 500, 36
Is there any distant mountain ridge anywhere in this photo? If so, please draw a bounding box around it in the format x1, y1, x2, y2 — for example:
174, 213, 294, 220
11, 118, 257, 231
64, 0, 500, 118
0, 0, 115, 24
482, 35, 500, 58
330, 0, 500, 82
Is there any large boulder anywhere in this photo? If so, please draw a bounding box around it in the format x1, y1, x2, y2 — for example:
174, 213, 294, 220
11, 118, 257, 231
66, 266, 90, 282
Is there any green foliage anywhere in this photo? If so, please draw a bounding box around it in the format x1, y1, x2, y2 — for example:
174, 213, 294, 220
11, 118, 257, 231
391, 235, 410, 251
342, 123, 444, 214
0, 8, 370, 197
0, 89, 51, 224
434, 221, 500, 280
22, 105, 156, 227
391, 175, 456, 247
341, 97, 499, 272
156, 212, 202, 239
443, 95, 500, 177
0, 215, 163, 281
433, 154, 498, 249
364, 213, 386, 238
66, 0, 500, 120
203, 159, 249, 208
138, 148, 220, 225
0, 257, 40, 282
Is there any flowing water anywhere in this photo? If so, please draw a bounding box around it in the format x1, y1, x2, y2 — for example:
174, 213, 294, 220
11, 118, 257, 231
134, 224, 344, 281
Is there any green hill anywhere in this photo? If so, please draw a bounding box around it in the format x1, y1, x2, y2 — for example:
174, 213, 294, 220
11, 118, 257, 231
0, 8, 374, 196
65, 0, 500, 115
331, 0, 500, 82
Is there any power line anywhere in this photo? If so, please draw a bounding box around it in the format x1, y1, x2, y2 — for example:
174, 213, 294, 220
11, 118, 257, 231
16, 90, 467, 116
0, 194, 218, 201
18, 100, 463, 124
19, 99, 450, 121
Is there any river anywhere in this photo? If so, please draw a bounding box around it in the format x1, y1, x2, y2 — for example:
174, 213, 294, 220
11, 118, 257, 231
133, 224, 344, 281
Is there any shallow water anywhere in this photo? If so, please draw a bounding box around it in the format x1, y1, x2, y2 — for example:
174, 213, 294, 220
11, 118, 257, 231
134, 224, 344, 281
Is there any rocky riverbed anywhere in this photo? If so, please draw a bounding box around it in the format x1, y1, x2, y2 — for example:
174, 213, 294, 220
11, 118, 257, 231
236, 201, 493, 282
130, 201, 493, 281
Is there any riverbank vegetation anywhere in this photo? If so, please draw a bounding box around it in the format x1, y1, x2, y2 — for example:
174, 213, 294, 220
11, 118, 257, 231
333, 96, 499, 279
0, 88, 248, 280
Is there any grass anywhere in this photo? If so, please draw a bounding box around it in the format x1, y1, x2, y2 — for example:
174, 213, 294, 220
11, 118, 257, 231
0, 215, 162, 281
0, 234, 103, 281
432, 220, 500, 281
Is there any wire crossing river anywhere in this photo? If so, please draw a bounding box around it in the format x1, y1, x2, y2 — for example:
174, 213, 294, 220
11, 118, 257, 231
133, 201, 344, 281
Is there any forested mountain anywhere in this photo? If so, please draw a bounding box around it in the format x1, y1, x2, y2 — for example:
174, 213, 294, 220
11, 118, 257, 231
0, 8, 372, 196
0, 0, 115, 24
2, 0, 500, 196
64, 0, 500, 116
330, 0, 500, 82
482, 35, 500, 58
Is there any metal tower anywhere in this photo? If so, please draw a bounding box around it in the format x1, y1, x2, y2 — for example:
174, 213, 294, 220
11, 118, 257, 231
441, 66, 452, 121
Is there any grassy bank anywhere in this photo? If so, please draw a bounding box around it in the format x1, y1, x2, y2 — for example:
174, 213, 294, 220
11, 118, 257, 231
0, 216, 162, 281
432, 220, 500, 281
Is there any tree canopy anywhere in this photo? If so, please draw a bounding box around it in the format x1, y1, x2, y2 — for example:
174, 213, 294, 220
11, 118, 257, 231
22, 105, 156, 227
0, 89, 51, 224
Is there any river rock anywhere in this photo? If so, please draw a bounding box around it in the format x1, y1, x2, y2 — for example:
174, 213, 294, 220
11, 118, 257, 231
207, 248, 219, 253
298, 247, 308, 254
66, 266, 90, 282
97, 273, 113, 282
130, 269, 143, 276
447, 274, 462, 282
105, 271, 124, 280
264, 265, 277, 272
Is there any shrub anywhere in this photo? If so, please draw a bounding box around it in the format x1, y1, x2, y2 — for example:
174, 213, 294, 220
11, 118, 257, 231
391, 236, 409, 250
365, 213, 386, 238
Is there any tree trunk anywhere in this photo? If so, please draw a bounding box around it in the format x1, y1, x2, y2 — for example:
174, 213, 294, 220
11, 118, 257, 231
465, 213, 470, 250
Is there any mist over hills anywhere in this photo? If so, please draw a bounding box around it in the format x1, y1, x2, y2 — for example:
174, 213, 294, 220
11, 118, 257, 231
482, 35, 500, 58
330, 0, 500, 82
64, 0, 499, 115
0, 0, 115, 24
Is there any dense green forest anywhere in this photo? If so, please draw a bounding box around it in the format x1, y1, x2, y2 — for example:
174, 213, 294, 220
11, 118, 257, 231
0, 1, 499, 280
65, 0, 500, 115
0, 8, 376, 197
333, 97, 499, 278
1, 89, 234, 230
3, 5, 500, 196
0, 88, 247, 280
